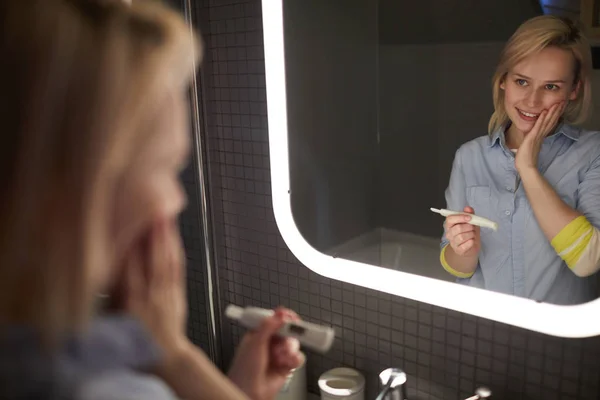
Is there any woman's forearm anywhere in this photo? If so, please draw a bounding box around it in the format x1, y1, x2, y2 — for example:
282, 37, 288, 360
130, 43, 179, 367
442, 245, 479, 276
519, 167, 581, 241
156, 341, 249, 400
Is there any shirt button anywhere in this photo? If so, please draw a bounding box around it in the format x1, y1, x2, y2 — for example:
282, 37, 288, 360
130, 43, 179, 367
505, 210, 511, 216
506, 186, 512, 192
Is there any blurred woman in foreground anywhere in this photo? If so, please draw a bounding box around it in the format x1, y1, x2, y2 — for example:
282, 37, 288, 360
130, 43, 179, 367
0, 0, 302, 399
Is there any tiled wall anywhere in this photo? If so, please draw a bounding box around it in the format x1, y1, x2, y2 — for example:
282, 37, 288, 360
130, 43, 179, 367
378, 0, 540, 45
166, 0, 213, 356
378, 42, 503, 238
180, 162, 211, 353
283, 0, 379, 253
184, 0, 600, 399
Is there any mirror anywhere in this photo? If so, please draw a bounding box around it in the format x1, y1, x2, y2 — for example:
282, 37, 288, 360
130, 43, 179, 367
262, 0, 600, 337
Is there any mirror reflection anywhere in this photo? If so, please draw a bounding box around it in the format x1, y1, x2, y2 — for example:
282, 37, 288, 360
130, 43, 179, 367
284, 0, 600, 305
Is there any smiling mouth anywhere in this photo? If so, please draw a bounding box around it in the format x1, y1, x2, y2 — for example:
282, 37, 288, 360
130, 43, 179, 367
516, 108, 540, 120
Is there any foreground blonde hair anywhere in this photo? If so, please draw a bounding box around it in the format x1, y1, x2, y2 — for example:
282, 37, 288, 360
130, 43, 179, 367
0, 0, 200, 343
488, 15, 593, 134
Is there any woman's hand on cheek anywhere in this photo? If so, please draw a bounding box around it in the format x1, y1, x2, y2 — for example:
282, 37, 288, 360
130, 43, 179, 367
516, 101, 566, 173
123, 218, 191, 366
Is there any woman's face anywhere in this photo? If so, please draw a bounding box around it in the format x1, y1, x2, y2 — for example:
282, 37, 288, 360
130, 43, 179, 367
501, 46, 579, 136
107, 91, 191, 290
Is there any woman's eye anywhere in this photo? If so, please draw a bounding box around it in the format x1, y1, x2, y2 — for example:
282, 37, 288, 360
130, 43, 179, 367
545, 84, 559, 91
516, 79, 527, 86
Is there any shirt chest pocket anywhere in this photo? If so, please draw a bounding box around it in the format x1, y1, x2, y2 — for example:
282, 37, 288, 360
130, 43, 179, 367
466, 185, 491, 208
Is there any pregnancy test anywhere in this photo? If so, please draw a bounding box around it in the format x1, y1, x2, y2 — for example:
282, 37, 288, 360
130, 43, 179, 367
430, 208, 498, 231
225, 304, 335, 353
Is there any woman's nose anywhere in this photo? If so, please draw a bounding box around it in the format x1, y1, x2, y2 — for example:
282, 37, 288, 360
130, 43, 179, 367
525, 88, 543, 109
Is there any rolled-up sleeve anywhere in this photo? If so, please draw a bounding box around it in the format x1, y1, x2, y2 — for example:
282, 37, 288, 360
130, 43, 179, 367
551, 152, 600, 277
440, 147, 474, 278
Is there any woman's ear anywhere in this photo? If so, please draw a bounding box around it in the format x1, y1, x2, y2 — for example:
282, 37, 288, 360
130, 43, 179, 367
569, 80, 581, 101
499, 80, 506, 90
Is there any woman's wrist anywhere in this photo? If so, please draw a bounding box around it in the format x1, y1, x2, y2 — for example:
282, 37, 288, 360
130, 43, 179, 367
518, 166, 547, 193
155, 339, 250, 400
154, 339, 202, 391
445, 245, 479, 272
156, 336, 196, 375
516, 164, 540, 180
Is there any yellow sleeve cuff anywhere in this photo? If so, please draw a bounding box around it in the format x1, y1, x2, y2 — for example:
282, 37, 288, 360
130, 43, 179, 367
551, 216, 594, 268
440, 244, 475, 278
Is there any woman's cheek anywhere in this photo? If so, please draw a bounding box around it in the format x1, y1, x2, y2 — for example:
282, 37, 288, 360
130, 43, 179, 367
549, 90, 569, 104
110, 175, 185, 261
151, 177, 187, 222
110, 176, 160, 258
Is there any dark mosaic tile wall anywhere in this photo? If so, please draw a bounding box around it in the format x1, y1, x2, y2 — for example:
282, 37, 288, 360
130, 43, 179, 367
183, 0, 600, 398
165, 0, 212, 356
180, 163, 211, 353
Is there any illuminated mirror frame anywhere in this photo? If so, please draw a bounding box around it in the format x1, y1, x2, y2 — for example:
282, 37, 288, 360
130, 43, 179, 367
260, 0, 600, 338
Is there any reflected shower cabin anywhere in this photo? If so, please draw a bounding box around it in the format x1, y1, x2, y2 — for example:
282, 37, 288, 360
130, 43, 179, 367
284, 0, 545, 282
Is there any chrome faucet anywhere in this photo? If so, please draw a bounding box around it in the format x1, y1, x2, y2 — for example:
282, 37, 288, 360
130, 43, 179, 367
375, 368, 408, 400
374, 368, 491, 400
464, 387, 492, 400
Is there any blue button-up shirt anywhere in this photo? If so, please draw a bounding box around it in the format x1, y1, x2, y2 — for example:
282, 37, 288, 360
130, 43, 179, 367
0, 316, 176, 400
441, 123, 600, 305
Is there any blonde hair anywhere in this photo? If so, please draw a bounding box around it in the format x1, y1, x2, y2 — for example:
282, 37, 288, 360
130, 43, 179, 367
0, 0, 201, 343
488, 15, 593, 134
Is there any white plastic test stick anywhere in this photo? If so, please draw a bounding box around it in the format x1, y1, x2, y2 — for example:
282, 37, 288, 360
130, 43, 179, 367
430, 208, 498, 231
225, 304, 335, 353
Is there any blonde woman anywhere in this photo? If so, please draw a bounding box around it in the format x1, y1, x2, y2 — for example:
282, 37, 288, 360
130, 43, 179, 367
440, 16, 600, 305
0, 1, 302, 399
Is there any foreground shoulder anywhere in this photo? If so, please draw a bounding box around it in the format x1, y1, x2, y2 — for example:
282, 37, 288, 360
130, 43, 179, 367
76, 370, 177, 400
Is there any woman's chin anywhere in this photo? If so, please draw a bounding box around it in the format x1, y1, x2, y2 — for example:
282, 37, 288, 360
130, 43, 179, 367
511, 120, 535, 135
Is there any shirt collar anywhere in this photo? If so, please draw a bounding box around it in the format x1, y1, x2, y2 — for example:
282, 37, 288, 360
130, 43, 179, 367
488, 121, 581, 148
488, 126, 504, 148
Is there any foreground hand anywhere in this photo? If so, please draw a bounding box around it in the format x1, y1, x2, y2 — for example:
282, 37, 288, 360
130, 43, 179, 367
228, 307, 305, 400
445, 206, 481, 257
124, 219, 190, 365
515, 101, 566, 172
